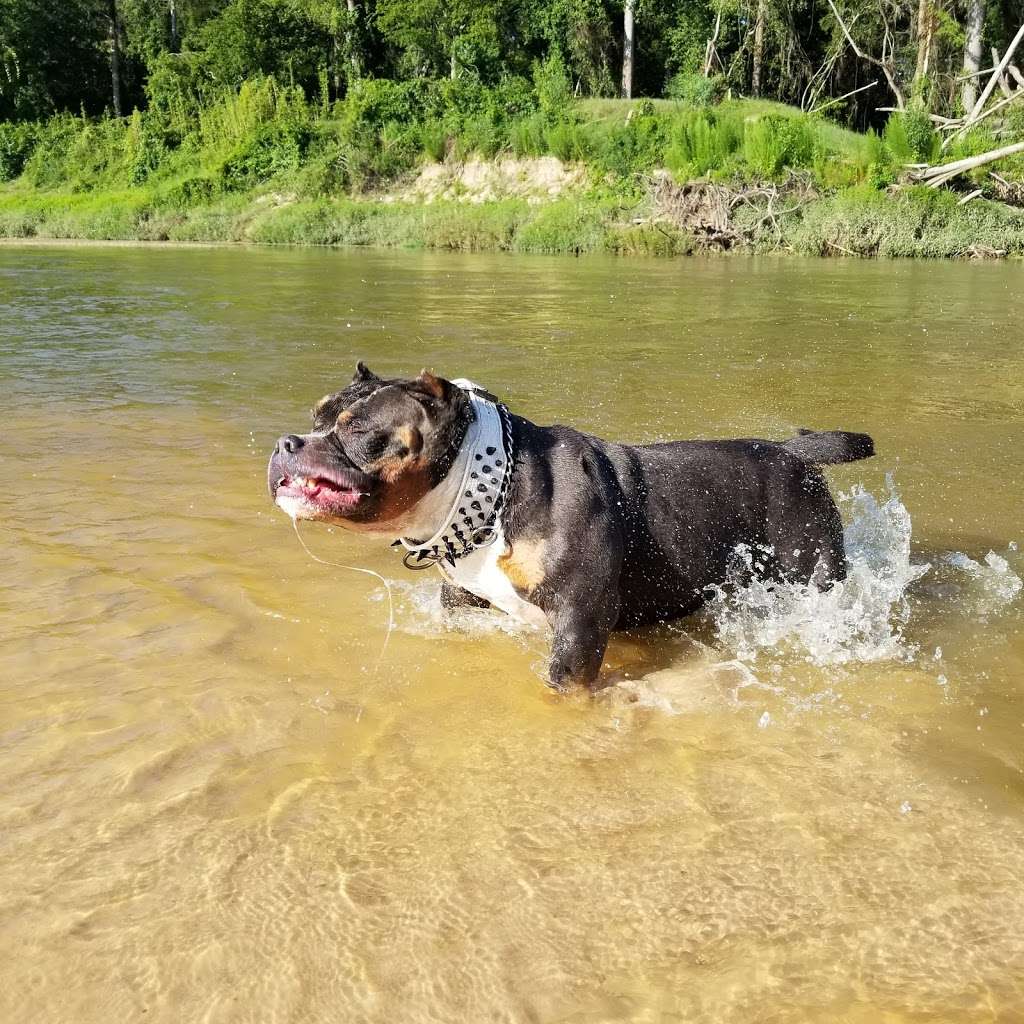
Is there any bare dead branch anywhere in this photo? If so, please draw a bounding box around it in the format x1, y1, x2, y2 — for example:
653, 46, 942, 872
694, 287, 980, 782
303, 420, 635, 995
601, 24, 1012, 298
826, 0, 905, 108
965, 22, 1024, 125
810, 79, 877, 114
913, 140, 1024, 188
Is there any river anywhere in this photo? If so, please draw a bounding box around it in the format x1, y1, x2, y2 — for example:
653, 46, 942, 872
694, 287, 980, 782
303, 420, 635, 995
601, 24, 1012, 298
2, 243, 1023, 1022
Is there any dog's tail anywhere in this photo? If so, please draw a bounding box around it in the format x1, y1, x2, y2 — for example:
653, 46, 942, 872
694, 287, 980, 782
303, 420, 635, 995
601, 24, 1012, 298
782, 429, 875, 465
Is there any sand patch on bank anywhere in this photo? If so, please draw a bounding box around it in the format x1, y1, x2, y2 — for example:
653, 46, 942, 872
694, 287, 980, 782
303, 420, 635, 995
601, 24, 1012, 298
384, 156, 587, 205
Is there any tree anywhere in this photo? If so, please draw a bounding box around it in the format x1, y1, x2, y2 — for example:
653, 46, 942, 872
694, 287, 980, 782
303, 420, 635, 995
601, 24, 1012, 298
913, 0, 938, 102
376, 0, 507, 82
751, 0, 766, 96
0, 0, 110, 119
961, 0, 986, 110
108, 0, 124, 115
621, 0, 635, 97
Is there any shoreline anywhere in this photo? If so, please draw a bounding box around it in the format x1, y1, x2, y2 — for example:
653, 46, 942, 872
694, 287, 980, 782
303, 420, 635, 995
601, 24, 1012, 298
2, 186, 1024, 261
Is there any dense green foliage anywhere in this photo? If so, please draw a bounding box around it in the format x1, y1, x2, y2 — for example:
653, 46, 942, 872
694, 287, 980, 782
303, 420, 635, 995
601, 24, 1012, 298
4, 0, 1024, 124
1, 0, 1023, 257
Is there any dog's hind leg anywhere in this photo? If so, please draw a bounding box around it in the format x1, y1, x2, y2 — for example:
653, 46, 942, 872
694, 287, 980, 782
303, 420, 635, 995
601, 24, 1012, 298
772, 469, 848, 588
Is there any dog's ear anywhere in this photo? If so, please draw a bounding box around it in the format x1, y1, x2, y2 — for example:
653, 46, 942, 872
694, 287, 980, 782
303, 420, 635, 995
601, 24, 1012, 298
412, 369, 453, 401
352, 361, 379, 384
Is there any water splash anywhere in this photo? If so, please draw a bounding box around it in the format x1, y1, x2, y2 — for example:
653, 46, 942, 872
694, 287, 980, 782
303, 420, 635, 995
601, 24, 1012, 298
940, 550, 1023, 619
707, 477, 930, 666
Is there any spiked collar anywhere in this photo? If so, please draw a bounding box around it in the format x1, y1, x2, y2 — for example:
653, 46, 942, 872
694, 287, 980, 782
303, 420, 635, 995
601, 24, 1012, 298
396, 380, 514, 570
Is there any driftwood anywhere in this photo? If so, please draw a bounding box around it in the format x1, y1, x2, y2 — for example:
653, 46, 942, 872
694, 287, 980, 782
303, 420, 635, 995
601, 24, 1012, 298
989, 171, 1024, 205
650, 173, 818, 250
912, 140, 1024, 188
965, 243, 1008, 259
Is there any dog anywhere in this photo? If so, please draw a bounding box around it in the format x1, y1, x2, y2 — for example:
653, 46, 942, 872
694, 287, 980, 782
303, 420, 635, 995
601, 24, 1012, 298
268, 363, 874, 690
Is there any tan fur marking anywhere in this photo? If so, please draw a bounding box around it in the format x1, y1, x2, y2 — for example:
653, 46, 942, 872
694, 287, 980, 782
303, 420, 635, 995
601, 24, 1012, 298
499, 539, 547, 595
397, 424, 423, 455
337, 410, 354, 425
374, 461, 433, 519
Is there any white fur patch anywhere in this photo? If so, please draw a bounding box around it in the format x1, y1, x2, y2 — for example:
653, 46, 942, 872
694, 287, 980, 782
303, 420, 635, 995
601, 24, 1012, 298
439, 528, 548, 628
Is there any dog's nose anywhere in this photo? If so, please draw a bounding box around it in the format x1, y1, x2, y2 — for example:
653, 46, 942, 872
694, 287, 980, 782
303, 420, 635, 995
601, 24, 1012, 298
276, 434, 305, 455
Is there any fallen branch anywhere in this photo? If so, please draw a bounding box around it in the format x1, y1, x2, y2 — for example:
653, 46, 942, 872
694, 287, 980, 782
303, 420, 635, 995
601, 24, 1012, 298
958, 188, 984, 204
941, 87, 1024, 149
702, 12, 722, 77
964, 22, 1024, 127
810, 80, 876, 115
912, 140, 1024, 188
992, 47, 1015, 98
956, 64, 997, 83
878, 106, 955, 125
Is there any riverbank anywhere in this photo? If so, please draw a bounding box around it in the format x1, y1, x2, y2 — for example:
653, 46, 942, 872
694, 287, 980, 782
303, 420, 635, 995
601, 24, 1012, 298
4, 176, 1024, 259
3, 86, 1024, 259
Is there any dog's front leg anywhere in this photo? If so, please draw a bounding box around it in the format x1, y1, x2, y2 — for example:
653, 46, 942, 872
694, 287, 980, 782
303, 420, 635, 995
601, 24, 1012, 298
546, 596, 619, 692
441, 580, 491, 611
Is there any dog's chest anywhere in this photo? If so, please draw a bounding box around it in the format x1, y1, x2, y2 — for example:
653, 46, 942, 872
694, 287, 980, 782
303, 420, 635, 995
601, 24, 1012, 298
439, 530, 547, 628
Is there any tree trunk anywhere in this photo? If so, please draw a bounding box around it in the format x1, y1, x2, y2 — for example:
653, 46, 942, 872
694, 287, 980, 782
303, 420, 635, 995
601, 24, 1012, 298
621, 0, 634, 99
913, 0, 936, 100
961, 0, 986, 111
169, 0, 179, 53
346, 0, 359, 76
752, 0, 766, 97
108, 0, 122, 117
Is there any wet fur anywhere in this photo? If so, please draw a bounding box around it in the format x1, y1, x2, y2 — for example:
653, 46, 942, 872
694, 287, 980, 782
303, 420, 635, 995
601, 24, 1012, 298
270, 365, 875, 691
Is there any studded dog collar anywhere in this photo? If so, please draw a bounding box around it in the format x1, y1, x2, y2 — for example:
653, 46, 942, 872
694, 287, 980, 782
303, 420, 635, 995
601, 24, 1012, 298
397, 380, 514, 570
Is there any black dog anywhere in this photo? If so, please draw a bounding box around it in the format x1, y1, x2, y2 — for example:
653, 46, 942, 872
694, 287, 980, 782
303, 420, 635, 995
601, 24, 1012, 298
268, 364, 874, 690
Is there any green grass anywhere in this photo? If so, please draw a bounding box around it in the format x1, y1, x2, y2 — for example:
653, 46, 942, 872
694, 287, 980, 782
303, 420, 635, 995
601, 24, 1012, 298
2, 80, 1023, 260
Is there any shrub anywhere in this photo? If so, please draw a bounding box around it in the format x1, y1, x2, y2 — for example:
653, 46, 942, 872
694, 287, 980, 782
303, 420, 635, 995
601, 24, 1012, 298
544, 121, 582, 162
743, 115, 815, 178
588, 103, 665, 178
664, 110, 742, 177
534, 53, 574, 123
216, 122, 309, 190
0, 121, 38, 181
883, 110, 939, 165
510, 113, 546, 157
123, 110, 167, 185
666, 72, 724, 108
421, 121, 448, 162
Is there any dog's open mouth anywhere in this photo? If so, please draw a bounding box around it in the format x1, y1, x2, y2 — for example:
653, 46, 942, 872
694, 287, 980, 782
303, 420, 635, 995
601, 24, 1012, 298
274, 472, 368, 513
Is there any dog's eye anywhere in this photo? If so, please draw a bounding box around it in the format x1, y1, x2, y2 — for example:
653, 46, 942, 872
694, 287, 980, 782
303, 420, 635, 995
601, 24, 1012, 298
338, 416, 367, 436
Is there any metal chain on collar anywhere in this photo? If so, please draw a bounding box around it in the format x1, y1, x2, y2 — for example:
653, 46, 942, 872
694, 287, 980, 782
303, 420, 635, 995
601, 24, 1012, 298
399, 397, 515, 571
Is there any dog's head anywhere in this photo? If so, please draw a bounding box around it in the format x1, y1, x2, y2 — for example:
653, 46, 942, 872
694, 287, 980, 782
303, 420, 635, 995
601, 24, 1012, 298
268, 363, 471, 532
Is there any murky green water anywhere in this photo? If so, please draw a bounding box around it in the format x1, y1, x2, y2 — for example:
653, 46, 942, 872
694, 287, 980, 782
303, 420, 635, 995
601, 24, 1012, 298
2, 243, 1023, 1023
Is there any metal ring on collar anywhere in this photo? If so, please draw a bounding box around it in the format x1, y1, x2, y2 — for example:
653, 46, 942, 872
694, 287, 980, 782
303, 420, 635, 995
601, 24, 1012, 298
470, 525, 498, 547
403, 549, 441, 570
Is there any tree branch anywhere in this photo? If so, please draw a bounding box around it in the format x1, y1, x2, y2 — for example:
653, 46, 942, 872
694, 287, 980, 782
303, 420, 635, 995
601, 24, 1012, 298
826, 0, 905, 108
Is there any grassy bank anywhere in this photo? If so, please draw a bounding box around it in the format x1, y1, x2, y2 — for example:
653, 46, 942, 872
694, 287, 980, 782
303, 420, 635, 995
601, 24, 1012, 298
6, 181, 1024, 259
2, 76, 1024, 259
